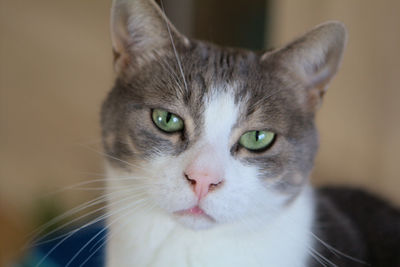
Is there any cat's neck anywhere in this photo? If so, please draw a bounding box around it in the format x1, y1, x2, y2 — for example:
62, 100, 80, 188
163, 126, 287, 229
105, 167, 316, 267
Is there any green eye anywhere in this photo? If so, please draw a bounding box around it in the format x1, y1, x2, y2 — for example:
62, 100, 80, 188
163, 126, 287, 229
152, 109, 184, 133
239, 130, 275, 151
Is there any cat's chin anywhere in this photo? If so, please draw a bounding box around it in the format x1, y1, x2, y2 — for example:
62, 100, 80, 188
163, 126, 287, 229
173, 213, 217, 230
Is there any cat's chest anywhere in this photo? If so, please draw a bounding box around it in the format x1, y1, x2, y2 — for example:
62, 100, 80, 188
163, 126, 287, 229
147, 227, 312, 267
106, 188, 315, 267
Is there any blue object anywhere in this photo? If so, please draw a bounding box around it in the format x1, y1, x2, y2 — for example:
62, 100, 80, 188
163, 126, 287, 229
16, 224, 106, 267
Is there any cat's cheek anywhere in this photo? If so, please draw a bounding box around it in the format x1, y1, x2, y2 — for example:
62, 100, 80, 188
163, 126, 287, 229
142, 157, 198, 212
148, 183, 193, 213
201, 163, 268, 223
151, 183, 196, 213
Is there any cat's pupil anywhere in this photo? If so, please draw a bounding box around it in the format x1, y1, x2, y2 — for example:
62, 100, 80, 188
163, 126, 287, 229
255, 131, 260, 141
166, 112, 172, 124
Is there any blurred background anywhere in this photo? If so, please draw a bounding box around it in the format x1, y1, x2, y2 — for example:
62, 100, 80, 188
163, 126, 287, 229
1, 0, 399, 264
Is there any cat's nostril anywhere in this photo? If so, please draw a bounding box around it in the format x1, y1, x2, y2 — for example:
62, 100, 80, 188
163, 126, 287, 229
184, 172, 224, 199
209, 181, 223, 191
185, 173, 196, 185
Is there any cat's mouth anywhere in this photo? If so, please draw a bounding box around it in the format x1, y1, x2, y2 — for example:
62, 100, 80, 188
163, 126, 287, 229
174, 205, 215, 221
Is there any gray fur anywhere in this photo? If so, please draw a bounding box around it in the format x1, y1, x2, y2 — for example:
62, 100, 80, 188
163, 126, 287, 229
101, 1, 400, 267
102, 1, 345, 196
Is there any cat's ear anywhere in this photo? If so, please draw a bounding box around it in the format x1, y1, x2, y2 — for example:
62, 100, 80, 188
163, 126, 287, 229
263, 22, 347, 110
111, 0, 188, 74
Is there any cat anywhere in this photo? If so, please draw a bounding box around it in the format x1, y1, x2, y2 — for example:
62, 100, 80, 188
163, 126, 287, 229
101, 0, 400, 266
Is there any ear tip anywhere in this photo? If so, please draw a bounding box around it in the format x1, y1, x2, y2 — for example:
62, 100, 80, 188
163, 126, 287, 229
319, 20, 347, 30
315, 21, 348, 45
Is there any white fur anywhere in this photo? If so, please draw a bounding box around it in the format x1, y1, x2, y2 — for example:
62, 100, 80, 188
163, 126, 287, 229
106, 86, 315, 266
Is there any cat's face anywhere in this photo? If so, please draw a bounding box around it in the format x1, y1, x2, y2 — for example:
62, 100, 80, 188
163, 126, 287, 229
102, 0, 346, 230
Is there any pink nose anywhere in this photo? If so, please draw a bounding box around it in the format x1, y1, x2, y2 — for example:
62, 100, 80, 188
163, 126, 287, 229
184, 145, 224, 200
184, 171, 224, 200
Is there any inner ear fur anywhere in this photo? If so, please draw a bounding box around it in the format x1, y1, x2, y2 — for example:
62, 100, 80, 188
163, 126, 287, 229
111, 0, 188, 75
262, 21, 347, 110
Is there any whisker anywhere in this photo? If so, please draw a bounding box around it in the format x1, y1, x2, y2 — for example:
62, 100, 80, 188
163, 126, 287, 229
248, 88, 284, 114
26, 194, 108, 245
240, 196, 338, 267
309, 231, 369, 265
27, 176, 155, 246
156, 56, 184, 90
160, 0, 188, 93
65, 201, 151, 267
308, 246, 337, 267
42, 176, 144, 197
308, 250, 328, 267
30, 189, 149, 247
67, 186, 129, 191
28, 187, 134, 242
264, 193, 367, 266
34, 197, 148, 267
79, 203, 156, 267
65, 228, 107, 267
69, 182, 156, 192
74, 171, 110, 177
79, 144, 145, 171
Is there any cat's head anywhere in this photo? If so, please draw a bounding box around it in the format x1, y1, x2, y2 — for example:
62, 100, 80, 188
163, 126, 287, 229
101, 0, 346, 230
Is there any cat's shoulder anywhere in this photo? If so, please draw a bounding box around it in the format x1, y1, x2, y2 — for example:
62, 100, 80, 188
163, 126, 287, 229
313, 186, 400, 266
